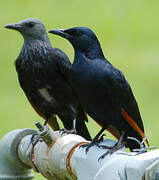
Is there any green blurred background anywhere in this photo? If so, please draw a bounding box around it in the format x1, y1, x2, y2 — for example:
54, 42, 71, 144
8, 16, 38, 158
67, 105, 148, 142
0, 0, 159, 179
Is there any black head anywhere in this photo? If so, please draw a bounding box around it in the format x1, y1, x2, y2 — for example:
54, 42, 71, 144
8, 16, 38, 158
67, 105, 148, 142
49, 27, 101, 52
4, 18, 49, 42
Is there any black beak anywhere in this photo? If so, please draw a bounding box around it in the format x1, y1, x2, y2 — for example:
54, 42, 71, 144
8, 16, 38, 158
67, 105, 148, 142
4, 23, 22, 31
48, 29, 72, 40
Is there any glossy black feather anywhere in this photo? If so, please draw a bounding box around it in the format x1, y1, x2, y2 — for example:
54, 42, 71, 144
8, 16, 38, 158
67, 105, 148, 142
51, 27, 146, 150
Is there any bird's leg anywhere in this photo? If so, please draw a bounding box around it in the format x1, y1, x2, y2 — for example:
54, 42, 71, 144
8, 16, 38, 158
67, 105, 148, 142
81, 127, 106, 153
96, 134, 106, 144
60, 118, 77, 135
60, 105, 78, 135
98, 131, 126, 160
71, 118, 77, 133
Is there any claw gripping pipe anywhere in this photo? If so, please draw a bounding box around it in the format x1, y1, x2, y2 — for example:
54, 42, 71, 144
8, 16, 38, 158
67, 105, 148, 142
0, 123, 159, 180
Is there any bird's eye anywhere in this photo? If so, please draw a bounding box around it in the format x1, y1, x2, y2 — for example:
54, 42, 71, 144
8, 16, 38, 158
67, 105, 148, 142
26, 22, 35, 28
66, 29, 81, 36
73, 30, 81, 36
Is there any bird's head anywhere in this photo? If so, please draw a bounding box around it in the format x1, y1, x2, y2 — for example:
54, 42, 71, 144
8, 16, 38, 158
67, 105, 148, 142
5, 18, 49, 42
49, 27, 101, 52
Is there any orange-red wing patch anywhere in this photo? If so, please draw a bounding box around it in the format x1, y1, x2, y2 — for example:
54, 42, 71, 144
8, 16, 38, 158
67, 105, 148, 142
121, 108, 149, 146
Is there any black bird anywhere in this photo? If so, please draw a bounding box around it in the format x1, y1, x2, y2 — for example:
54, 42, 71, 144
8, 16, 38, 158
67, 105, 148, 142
4, 19, 91, 140
49, 27, 149, 156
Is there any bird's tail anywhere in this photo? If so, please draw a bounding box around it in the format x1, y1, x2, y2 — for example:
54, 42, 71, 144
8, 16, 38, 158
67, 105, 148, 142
76, 106, 92, 141
48, 114, 60, 130
58, 106, 92, 141
121, 108, 149, 147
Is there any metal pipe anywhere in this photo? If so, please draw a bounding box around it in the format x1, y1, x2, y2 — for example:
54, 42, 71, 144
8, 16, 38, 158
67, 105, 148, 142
1, 125, 159, 180
18, 125, 87, 180
0, 128, 36, 180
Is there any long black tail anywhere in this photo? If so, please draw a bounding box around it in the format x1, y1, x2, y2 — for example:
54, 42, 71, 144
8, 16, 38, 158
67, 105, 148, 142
47, 115, 60, 130
76, 106, 92, 141
58, 107, 92, 141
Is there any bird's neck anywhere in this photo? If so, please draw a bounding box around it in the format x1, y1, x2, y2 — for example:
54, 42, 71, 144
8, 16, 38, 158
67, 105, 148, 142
23, 34, 52, 47
23, 38, 52, 48
75, 44, 105, 61
85, 48, 104, 59
19, 38, 52, 60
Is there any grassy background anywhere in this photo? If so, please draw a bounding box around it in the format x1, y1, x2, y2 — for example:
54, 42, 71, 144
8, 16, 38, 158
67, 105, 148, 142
0, 0, 159, 179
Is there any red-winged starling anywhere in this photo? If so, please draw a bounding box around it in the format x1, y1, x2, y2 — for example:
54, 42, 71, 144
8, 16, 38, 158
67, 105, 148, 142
4, 20, 91, 141
49, 27, 149, 155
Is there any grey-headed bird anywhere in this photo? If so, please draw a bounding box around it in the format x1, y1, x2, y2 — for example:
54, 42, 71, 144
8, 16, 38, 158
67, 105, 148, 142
5, 19, 91, 140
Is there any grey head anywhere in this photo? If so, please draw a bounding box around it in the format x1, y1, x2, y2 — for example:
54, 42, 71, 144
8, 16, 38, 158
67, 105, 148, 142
5, 18, 50, 43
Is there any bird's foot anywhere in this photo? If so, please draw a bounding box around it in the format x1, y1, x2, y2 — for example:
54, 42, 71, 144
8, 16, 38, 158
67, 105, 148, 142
98, 131, 125, 160
60, 128, 77, 135
80, 141, 96, 154
80, 127, 106, 153
80, 134, 106, 153
96, 134, 106, 144
98, 141, 125, 161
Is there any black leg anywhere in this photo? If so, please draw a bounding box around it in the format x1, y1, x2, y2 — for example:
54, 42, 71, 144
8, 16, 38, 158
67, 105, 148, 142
60, 118, 77, 135
98, 131, 126, 160
72, 118, 77, 133
80, 127, 106, 153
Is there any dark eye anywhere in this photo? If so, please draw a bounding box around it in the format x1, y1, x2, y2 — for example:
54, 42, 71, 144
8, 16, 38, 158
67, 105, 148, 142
66, 29, 81, 36
73, 30, 81, 36
26, 22, 35, 28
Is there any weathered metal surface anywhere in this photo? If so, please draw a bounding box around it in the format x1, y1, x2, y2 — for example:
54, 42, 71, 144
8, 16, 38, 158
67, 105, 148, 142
0, 128, 36, 180
1, 126, 159, 180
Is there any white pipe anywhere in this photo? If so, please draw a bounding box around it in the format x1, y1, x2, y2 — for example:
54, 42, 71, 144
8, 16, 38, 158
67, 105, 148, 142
0, 125, 159, 180
0, 128, 36, 180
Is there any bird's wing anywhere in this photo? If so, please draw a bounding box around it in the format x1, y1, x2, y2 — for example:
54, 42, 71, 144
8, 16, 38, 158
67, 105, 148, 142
103, 63, 147, 142
17, 72, 59, 130
49, 49, 91, 140
51, 48, 72, 80
17, 73, 45, 119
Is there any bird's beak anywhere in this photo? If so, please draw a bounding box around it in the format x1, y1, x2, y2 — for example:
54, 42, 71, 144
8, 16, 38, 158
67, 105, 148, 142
4, 23, 22, 31
48, 29, 72, 40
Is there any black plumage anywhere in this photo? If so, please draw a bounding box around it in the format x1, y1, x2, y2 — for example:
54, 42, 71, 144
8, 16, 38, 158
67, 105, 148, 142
49, 27, 149, 152
5, 19, 91, 140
